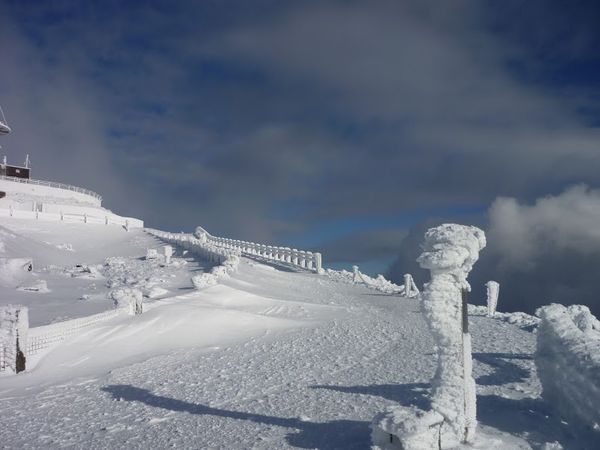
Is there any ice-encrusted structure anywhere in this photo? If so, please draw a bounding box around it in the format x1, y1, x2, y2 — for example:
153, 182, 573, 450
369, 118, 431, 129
536, 303, 600, 430
109, 287, 143, 315
372, 224, 486, 449
0, 305, 28, 373
146, 229, 241, 291
486, 281, 499, 316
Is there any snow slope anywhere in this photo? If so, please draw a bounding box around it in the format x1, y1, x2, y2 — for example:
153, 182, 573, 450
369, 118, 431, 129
0, 222, 598, 449
0, 219, 205, 326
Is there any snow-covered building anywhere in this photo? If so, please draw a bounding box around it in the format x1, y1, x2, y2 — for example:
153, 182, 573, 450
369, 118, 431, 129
0, 112, 142, 228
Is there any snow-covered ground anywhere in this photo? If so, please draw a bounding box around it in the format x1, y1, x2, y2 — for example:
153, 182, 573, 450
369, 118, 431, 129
0, 219, 203, 326
0, 220, 598, 449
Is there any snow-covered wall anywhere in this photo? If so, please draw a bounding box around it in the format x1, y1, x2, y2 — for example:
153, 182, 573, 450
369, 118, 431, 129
0, 177, 101, 208
536, 303, 600, 430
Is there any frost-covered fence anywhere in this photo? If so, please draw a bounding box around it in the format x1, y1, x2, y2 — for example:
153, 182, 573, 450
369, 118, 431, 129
193, 227, 322, 273
146, 229, 241, 266
536, 304, 600, 430
347, 265, 419, 296
372, 224, 486, 449
27, 309, 122, 356
146, 229, 242, 289
0, 207, 143, 229
0, 306, 28, 374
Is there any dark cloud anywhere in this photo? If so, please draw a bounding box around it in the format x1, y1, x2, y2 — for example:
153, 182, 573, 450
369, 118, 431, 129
312, 228, 408, 265
1, 0, 600, 261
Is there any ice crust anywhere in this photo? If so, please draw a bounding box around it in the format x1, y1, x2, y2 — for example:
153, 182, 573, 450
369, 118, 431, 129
536, 303, 600, 430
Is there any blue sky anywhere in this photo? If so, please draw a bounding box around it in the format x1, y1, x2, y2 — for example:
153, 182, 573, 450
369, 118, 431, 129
1, 0, 600, 279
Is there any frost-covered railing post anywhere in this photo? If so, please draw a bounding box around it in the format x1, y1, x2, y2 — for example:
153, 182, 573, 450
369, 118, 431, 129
164, 245, 173, 265
372, 224, 486, 449
486, 281, 499, 317
402, 274, 419, 298
0, 305, 29, 374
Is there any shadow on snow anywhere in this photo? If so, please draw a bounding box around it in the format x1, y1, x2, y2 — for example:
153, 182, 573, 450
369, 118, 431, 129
101, 384, 370, 450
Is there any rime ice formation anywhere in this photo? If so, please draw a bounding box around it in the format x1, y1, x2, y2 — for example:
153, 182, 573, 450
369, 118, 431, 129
417, 224, 486, 444
486, 281, 499, 316
536, 303, 600, 430
109, 287, 143, 315
372, 224, 486, 449
0, 305, 28, 373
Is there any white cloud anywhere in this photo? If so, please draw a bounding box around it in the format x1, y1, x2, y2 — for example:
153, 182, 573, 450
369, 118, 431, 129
488, 185, 600, 268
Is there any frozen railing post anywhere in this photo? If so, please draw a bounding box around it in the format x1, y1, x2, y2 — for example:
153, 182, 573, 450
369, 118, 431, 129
371, 224, 486, 449
164, 245, 173, 265
352, 265, 361, 283
314, 252, 322, 273
402, 273, 419, 298
0, 305, 29, 374
486, 281, 499, 317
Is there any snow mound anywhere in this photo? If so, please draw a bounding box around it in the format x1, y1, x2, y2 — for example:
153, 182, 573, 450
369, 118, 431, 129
0, 257, 33, 285
468, 305, 540, 331
17, 280, 49, 293
536, 303, 600, 431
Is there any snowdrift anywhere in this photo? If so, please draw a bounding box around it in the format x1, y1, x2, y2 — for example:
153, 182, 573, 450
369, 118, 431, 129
536, 303, 600, 430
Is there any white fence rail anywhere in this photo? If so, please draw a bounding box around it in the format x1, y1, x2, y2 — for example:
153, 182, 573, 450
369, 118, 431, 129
146, 229, 241, 265
210, 236, 322, 272
0, 175, 102, 202
0, 207, 144, 229
27, 309, 123, 356
203, 234, 322, 273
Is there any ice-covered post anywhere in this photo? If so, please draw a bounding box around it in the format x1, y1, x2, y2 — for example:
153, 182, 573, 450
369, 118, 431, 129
353, 265, 361, 283
417, 224, 486, 445
0, 305, 28, 374
314, 252, 322, 273
164, 245, 173, 265
371, 224, 486, 449
485, 281, 499, 317
127, 290, 143, 315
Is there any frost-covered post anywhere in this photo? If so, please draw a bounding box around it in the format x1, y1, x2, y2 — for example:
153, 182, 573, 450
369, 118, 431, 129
0, 306, 28, 374
164, 245, 173, 265
417, 224, 486, 445
371, 224, 486, 449
402, 273, 419, 298
352, 265, 362, 283
125, 290, 143, 315
486, 281, 499, 317
314, 252, 322, 273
